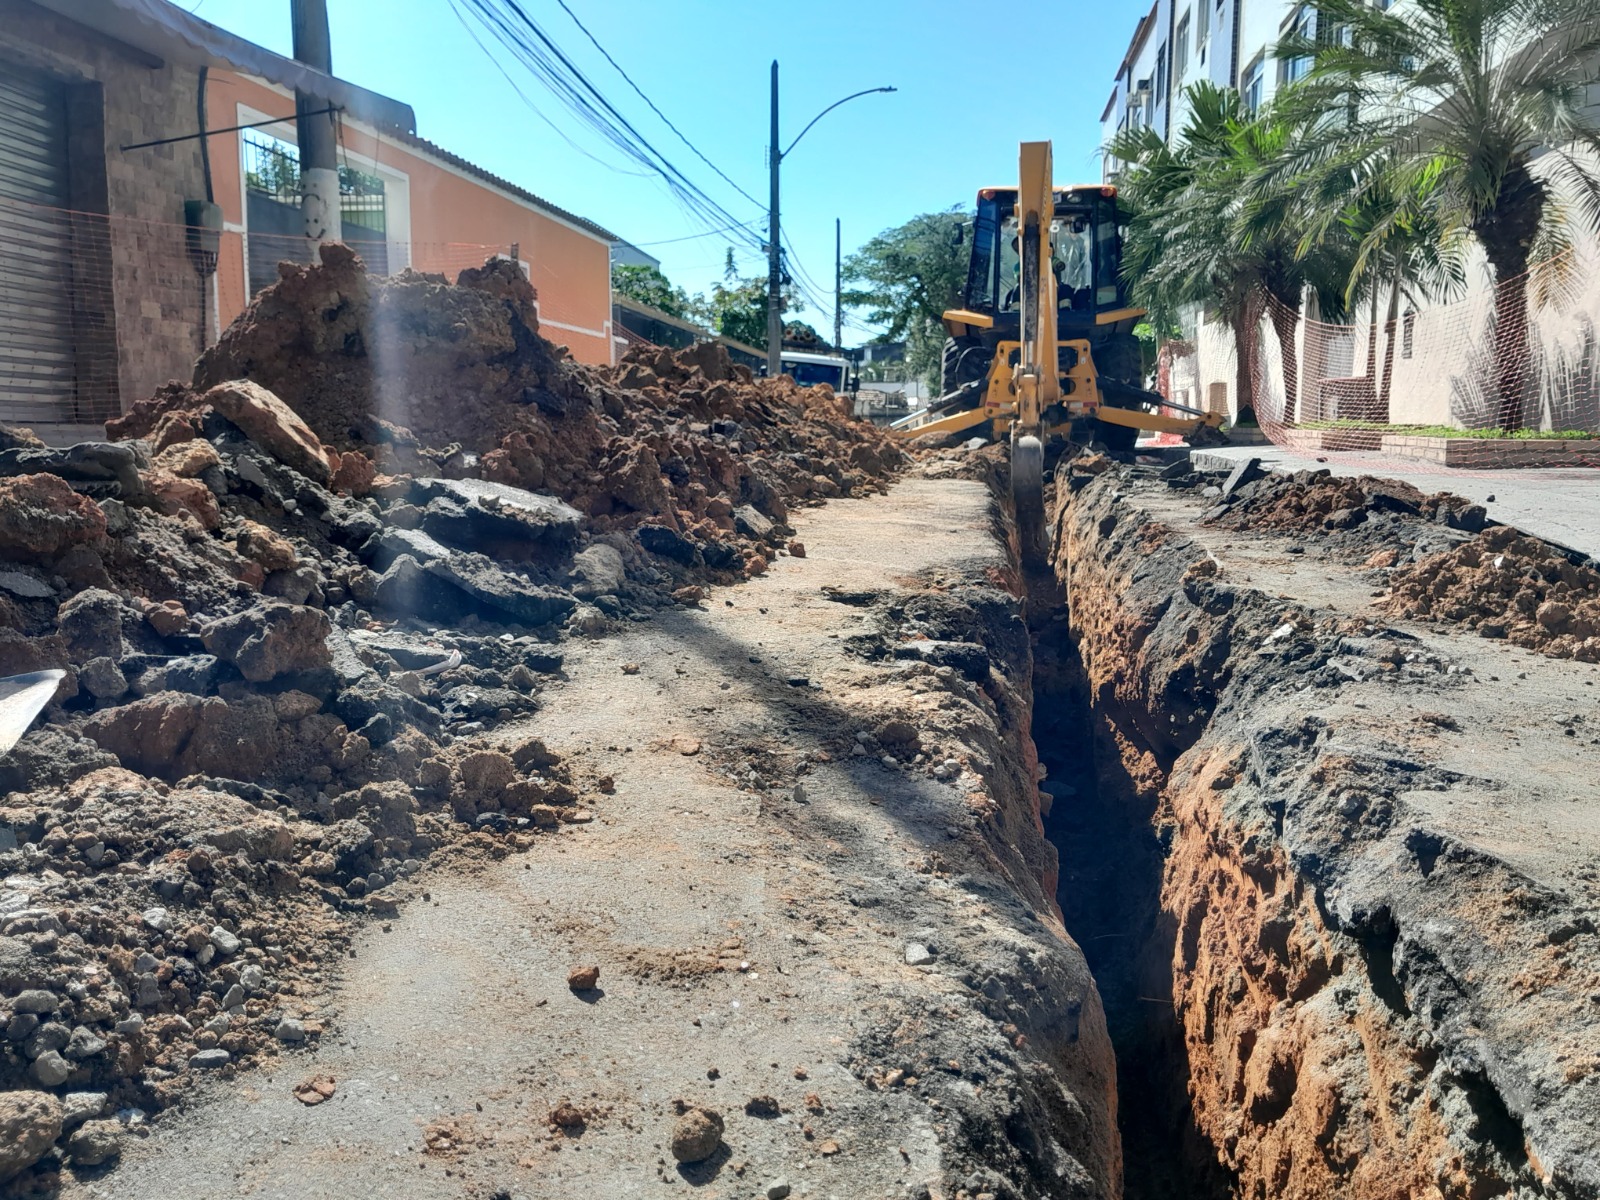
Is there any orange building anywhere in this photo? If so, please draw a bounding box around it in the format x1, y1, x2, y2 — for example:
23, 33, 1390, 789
205, 71, 618, 367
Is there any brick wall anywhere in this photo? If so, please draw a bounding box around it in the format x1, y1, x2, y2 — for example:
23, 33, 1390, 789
2, 0, 208, 420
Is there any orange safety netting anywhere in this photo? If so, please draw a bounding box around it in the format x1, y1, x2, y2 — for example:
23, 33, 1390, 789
1196, 245, 1600, 472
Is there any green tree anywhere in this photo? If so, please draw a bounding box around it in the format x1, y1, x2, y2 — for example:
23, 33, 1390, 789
685, 250, 802, 349
611, 264, 690, 319
1277, 0, 1600, 430
842, 208, 971, 391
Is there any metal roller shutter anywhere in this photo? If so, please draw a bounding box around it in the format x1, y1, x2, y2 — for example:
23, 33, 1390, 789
0, 62, 77, 426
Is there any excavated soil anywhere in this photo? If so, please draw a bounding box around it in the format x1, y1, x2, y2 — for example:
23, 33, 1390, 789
54, 477, 1122, 1200
0, 250, 915, 1191
1049, 460, 1600, 1200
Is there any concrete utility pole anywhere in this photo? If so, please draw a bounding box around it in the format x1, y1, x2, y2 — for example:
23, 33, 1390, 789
291, 0, 341, 244
766, 69, 896, 379
834, 217, 842, 352
766, 61, 783, 377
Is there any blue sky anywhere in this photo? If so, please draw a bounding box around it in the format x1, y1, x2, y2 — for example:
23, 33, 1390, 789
189, 0, 1140, 344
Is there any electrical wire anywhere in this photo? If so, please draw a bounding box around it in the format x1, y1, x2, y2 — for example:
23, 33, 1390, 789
455, 0, 767, 254
548, 0, 765, 211
448, 0, 655, 174
631, 220, 765, 247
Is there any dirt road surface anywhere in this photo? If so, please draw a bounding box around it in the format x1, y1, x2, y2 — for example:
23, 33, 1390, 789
73, 478, 1114, 1200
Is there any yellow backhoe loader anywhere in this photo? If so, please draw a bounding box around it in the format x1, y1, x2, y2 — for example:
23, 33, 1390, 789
890, 141, 1225, 563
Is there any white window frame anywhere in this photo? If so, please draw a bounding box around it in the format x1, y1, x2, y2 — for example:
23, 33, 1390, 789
1175, 12, 1191, 85
235, 102, 413, 273
1242, 53, 1265, 113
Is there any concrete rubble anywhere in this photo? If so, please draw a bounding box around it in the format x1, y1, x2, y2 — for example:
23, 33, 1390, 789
0, 249, 906, 1188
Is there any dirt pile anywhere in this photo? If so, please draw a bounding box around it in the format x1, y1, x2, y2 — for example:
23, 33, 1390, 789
0, 249, 903, 1186
1387, 524, 1600, 660
110, 243, 905, 560
1189, 465, 1487, 548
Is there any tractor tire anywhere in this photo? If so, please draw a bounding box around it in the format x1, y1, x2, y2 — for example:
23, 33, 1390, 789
1092, 333, 1143, 455
941, 336, 988, 397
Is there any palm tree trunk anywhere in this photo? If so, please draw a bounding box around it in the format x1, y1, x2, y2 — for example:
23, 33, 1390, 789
1474, 161, 1546, 433
1268, 294, 1302, 425
1365, 281, 1379, 380
1377, 263, 1401, 419
1230, 293, 1260, 424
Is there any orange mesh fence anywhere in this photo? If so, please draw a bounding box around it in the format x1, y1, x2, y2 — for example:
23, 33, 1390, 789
1238, 247, 1600, 472
0, 198, 612, 436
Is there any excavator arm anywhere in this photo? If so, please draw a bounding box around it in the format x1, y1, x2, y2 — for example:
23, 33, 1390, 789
1010, 141, 1056, 567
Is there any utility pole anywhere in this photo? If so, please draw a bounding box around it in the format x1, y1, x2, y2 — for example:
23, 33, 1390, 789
291, 0, 341, 245
833, 218, 842, 352
765, 74, 894, 378
766, 60, 783, 378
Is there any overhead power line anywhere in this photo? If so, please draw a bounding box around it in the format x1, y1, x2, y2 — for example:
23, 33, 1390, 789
453, 0, 767, 255
630, 219, 765, 247
548, 0, 765, 212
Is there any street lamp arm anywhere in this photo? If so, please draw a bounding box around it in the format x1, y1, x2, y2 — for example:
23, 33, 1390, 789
782, 86, 896, 160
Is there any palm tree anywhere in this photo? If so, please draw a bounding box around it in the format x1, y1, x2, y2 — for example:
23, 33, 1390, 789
1276, 0, 1600, 431
1111, 83, 1354, 423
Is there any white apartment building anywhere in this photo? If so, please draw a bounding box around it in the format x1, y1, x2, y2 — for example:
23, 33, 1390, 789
1098, 0, 1600, 434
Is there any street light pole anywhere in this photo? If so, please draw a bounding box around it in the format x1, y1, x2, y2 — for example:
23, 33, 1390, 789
766, 61, 782, 377
834, 217, 842, 352
765, 71, 895, 379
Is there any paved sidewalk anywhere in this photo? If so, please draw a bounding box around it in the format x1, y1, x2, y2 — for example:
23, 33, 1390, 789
1190, 443, 1600, 560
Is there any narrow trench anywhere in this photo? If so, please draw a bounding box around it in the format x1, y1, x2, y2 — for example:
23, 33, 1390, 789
1026, 587, 1235, 1200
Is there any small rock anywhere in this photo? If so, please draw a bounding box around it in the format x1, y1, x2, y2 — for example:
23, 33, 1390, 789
274, 1018, 307, 1043
669, 1106, 724, 1163
905, 942, 935, 967
141, 906, 172, 933
0, 1090, 62, 1180
65, 1025, 107, 1060
60, 1092, 106, 1130
12, 989, 57, 1014
549, 1102, 586, 1131
767, 1179, 792, 1200
188, 1048, 231, 1069
30, 1049, 71, 1086
787, 540, 806, 558
210, 926, 242, 955
78, 656, 128, 700
65, 1118, 123, 1166
621, 662, 640, 675
567, 964, 600, 992
293, 1074, 337, 1105
745, 1095, 781, 1117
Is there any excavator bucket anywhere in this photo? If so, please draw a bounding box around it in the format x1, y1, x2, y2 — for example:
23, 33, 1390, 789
1011, 141, 1056, 569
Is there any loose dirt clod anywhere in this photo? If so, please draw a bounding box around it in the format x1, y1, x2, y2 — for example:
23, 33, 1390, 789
668, 1106, 723, 1163
1387, 524, 1600, 659
293, 1075, 337, 1106
567, 965, 600, 991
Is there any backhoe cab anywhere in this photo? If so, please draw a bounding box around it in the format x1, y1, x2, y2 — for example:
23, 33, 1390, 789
888, 141, 1224, 564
